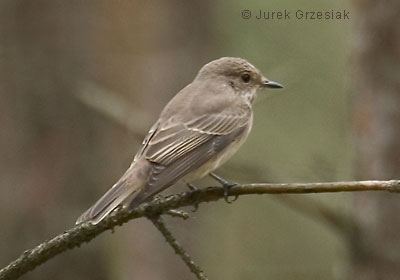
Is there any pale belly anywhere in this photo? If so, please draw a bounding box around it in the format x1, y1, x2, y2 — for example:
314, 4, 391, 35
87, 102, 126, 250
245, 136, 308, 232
182, 117, 253, 182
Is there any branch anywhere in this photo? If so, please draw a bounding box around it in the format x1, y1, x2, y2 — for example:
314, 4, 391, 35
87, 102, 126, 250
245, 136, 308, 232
149, 215, 208, 280
1, 180, 399, 280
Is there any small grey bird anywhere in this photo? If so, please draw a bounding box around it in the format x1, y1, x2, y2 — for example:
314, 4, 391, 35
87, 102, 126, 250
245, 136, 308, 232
76, 57, 283, 224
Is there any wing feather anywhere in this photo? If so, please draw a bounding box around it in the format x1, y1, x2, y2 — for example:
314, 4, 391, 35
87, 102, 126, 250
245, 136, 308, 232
129, 126, 247, 208
126, 97, 252, 208
127, 104, 251, 208
145, 106, 251, 164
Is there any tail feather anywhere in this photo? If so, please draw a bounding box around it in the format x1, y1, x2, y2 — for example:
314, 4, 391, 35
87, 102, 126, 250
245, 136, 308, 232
76, 159, 150, 225
76, 180, 134, 225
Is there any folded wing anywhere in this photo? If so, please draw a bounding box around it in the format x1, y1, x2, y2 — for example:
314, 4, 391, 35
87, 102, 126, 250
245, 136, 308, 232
129, 105, 251, 207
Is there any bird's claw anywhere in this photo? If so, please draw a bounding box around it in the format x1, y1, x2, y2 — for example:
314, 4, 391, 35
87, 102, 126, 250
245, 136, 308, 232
209, 172, 238, 204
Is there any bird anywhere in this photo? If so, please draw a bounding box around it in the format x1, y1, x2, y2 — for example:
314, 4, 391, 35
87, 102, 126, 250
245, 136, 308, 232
76, 57, 283, 224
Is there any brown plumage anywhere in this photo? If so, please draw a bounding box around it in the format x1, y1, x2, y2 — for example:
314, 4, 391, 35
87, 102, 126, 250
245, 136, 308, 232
76, 57, 283, 224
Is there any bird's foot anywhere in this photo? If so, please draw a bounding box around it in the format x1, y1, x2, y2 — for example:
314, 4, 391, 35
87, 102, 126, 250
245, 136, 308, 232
209, 172, 239, 203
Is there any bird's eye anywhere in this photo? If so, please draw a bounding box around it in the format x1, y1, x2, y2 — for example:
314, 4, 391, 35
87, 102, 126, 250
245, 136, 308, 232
241, 73, 251, 83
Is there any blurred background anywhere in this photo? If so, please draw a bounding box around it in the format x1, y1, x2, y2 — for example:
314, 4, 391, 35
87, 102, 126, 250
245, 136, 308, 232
1, 0, 399, 279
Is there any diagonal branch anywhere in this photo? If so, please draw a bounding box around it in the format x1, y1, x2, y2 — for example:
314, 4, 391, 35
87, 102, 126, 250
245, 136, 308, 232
0, 179, 399, 280
149, 215, 208, 280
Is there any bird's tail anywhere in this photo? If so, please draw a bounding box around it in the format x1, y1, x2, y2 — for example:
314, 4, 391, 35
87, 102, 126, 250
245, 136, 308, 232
76, 159, 150, 225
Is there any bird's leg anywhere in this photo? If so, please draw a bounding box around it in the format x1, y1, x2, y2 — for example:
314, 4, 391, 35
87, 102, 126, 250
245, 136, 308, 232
209, 172, 238, 203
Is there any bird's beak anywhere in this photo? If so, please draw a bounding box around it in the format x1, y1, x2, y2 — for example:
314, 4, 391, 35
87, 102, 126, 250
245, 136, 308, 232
261, 79, 284, 89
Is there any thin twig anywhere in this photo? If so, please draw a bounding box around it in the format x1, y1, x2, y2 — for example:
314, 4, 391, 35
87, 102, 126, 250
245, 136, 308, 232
149, 215, 208, 280
166, 209, 190, 220
0, 179, 399, 280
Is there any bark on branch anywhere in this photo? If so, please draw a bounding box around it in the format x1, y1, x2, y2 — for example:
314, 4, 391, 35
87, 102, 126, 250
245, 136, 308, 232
1, 180, 399, 280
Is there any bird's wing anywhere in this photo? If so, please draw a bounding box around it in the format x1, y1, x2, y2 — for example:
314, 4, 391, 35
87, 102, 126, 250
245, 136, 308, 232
129, 105, 251, 207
